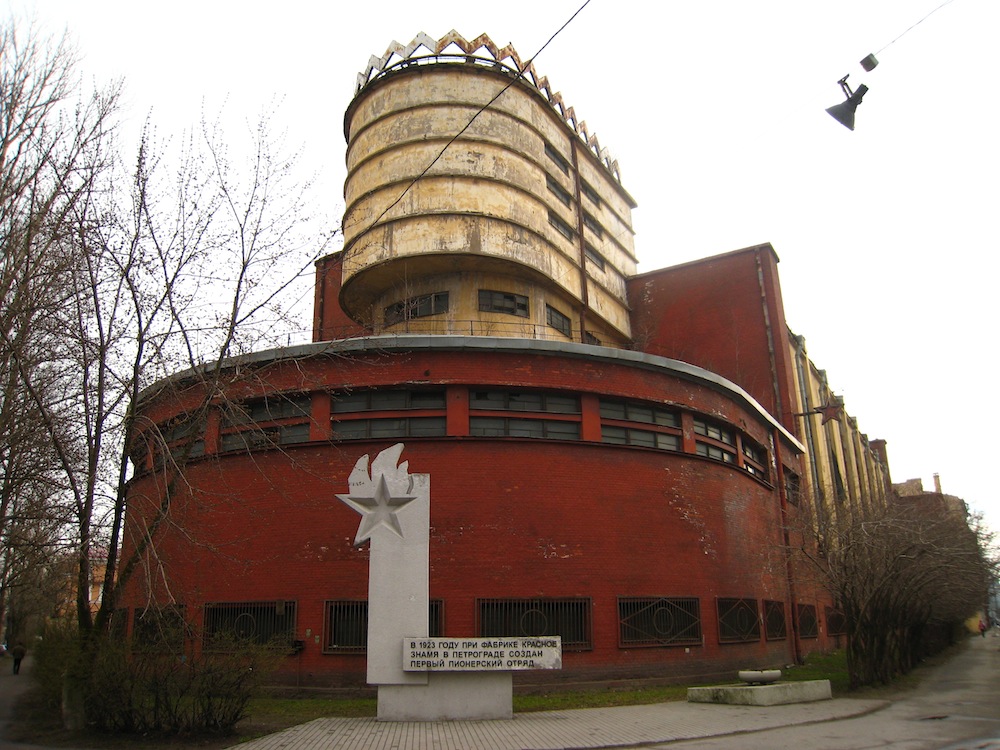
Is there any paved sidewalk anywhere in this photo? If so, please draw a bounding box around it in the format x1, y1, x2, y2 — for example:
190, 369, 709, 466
231, 696, 886, 750
229, 633, 999, 750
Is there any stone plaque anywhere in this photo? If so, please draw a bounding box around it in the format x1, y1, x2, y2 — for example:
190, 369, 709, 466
403, 636, 562, 671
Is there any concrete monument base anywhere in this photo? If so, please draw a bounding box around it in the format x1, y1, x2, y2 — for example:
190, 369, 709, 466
687, 679, 832, 706
378, 672, 513, 720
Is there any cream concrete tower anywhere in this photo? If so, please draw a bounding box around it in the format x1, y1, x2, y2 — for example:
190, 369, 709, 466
340, 32, 637, 348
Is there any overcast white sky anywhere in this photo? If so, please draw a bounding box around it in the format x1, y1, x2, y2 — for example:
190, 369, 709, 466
14, 0, 1000, 533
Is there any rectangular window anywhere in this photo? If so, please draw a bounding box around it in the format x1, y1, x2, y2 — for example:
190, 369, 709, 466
323, 600, 443, 653
600, 400, 679, 427
693, 418, 734, 445
798, 603, 819, 638
741, 437, 768, 479
785, 471, 801, 506
331, 390, 446, 413
479, 289, 529, 318
224, 394, 311, 426
825, 606, 847, 636
584, 243, 606, 271
618, 597, 701, 647
545, 304, 572, 338
544, 141, 570, 174
545, 174, 573, 207
219, 428, 279, 453
203, 600, 296, 650
716, 597, 760, 643
384, 291, 449, 326
470, 417, 580, 440
332, 417, 446, 440
696, 443, 736, 464
580, 180, 601, 207
470, 391, 580, 414
601, 426, 680, 451
763, 600, 787, 641
582, 211, 603, 238
547, 211, 575, 241
477, 598, 591, 650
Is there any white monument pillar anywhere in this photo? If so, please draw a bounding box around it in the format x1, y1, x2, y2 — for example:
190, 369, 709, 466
337, 444, 511, 720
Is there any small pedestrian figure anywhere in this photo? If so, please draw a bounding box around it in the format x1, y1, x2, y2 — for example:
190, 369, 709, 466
11, 642, 26, 674
980, 619, 988, 638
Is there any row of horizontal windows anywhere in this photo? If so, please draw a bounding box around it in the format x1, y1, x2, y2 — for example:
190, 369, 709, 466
119, 597, 837, 655
152, 391, 770, 479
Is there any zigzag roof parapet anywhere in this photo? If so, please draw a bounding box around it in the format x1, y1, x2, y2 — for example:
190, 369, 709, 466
355, 31, 622, 182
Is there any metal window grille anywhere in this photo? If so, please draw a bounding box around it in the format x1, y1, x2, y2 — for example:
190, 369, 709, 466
324, 600, 443, 653
133, 605, 189, 653
763, 600, 787, 641
618, 597, 702, 647
203, 600, 296, 650
477, 598, 592, 650
825, 607, 847, 636
717, 598, 761, 643
797, 603, 819, 638
582, 211, 603, 238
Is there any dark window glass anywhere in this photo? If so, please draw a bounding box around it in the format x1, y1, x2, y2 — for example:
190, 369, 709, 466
546, 305, 572, 337
385, 291, 449, 326
546, 174, 573, 206
479, 289, 529, 318
544, 141, 570, 174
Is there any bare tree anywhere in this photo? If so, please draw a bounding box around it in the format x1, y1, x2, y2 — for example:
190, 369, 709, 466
791, 484, 995, 689
1, 16, 334, 727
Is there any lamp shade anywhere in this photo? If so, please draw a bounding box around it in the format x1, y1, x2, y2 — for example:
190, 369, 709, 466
826, 84, 869, 131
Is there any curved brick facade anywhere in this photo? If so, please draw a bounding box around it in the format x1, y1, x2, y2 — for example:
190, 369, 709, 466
122, 337, 836, 688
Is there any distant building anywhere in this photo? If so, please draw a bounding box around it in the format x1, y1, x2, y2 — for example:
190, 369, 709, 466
121, 33, 890, 688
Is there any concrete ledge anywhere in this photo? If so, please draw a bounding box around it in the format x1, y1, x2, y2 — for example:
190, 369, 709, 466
687, 679, 832, 706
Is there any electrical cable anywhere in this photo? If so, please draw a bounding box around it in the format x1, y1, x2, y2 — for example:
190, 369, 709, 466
875, 0, 957, 55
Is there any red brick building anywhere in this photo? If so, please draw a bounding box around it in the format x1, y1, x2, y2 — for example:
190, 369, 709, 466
120, 34, 887, 689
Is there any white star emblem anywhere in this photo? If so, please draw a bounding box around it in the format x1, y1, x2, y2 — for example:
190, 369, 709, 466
337, 475, 417, 545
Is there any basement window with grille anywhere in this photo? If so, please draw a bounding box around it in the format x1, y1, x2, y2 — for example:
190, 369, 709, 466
479, 289, 529, 318
203, 600, 297, 651
477, 598, 592, 650
798, 603, 819, 638
323, 600, 443, 653
716, 597, 761, 643
618, 597, 702, 647
763, 600, 787, 641
825, 606, 847, 636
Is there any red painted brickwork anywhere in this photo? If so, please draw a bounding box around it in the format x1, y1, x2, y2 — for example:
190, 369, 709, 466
627, 245, 799, 434
122, 345, 834, 688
